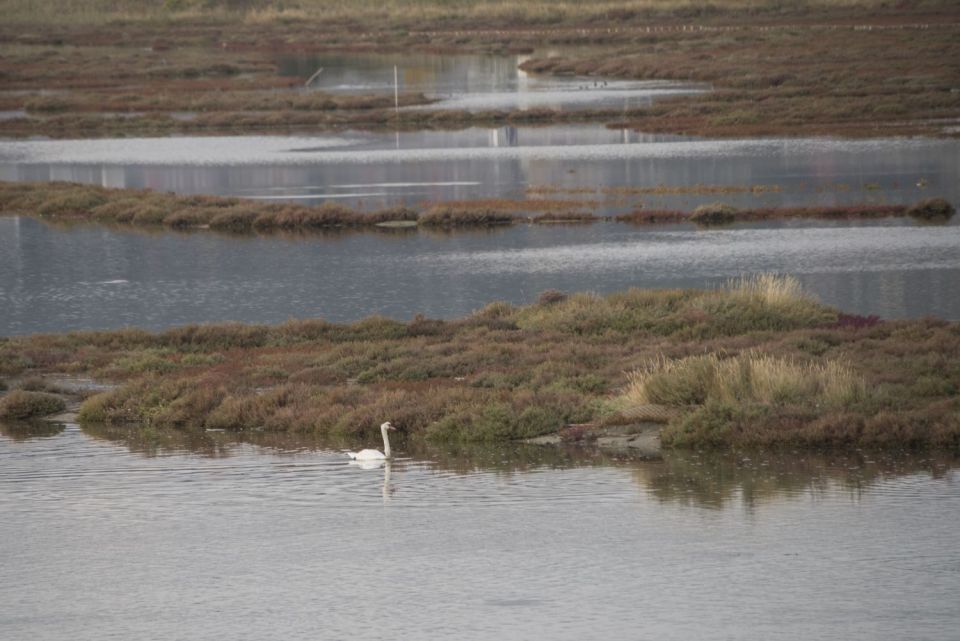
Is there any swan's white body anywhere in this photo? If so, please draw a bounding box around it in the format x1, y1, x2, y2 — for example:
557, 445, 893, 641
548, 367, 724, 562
346, 422, 395, 460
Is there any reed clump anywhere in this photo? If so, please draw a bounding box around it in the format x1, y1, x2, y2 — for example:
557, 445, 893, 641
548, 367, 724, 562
624, 351, 871, 447
625, 352, 864, 408
728, 273, 812, 309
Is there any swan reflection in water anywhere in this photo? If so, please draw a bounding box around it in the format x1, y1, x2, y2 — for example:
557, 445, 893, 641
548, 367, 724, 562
348, 457, 395, 501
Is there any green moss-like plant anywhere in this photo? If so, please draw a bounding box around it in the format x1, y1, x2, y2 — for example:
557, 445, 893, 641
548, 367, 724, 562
0, 390, 66, 420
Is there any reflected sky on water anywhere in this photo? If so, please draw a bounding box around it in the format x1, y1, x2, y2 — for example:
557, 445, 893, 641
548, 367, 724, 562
2, 128, 956, 213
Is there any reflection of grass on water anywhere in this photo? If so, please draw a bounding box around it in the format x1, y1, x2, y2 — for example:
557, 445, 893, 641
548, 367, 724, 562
0, 419, 66, 441
70, 421, 960, 510
78, 421, 624, 472
634, 450, 959, 510
80, 422, 239, 458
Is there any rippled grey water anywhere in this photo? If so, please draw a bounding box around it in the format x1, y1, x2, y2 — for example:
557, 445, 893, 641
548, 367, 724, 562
1, 422, 958, 641
1, 215, 959, 335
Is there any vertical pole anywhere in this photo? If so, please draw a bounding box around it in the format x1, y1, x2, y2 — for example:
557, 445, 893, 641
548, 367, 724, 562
394, 64, 400, 114
394, 64, 400, 150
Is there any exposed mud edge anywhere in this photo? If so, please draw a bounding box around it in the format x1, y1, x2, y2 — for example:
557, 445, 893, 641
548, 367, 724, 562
44, 410, 80, 423
0, 375, 114, 423
525, 422, 663, 458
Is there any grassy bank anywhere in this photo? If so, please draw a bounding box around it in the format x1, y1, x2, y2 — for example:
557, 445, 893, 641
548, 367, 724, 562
519, 20, 960, 138
2, 1, 940, 27
1, 277, 957, 450
0, 1, 957, 138
1, 181, 952, 234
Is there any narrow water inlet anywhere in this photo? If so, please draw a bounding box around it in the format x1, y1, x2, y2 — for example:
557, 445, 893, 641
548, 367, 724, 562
277, 50, 710, 111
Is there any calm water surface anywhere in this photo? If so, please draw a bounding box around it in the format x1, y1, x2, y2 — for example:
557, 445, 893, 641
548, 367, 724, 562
1, 422, 957, 640
1, 215, 959, 335
2, 129, 956, 212
1, 53, 958, 332
279, 51, 709, 111
3, 127, 959, 334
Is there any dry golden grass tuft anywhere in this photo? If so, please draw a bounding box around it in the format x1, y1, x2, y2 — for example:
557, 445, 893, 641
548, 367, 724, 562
624, 351, 864, 408
727, 274, 813, 308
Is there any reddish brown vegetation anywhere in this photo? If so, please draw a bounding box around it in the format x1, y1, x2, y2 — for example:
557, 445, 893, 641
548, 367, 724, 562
0, 3, 957, 138
1, 282, 957, 449
4, 181, 946, 235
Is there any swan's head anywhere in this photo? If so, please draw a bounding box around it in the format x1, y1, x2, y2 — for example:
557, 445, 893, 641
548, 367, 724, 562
381, 421, 396, 431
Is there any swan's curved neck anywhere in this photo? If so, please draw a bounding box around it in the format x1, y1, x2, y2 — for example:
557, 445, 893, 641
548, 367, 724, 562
381, 425, 392, 458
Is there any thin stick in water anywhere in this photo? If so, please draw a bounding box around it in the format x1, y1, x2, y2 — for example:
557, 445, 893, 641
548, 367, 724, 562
304, 67, 324, 87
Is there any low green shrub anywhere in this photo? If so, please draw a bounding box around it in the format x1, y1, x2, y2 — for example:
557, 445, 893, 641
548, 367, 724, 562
690, 202, 738, 226
907, 198, 955, 222
36, 189, 108, 216
418, 206, 516, 227
0, 390, 66, 419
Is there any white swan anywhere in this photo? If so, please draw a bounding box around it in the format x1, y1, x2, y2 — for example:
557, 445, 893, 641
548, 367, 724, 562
346, 421, 396, 460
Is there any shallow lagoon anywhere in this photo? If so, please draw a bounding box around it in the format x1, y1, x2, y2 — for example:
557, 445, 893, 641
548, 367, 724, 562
1, 422, 958, 641
3, 125, 959, 335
